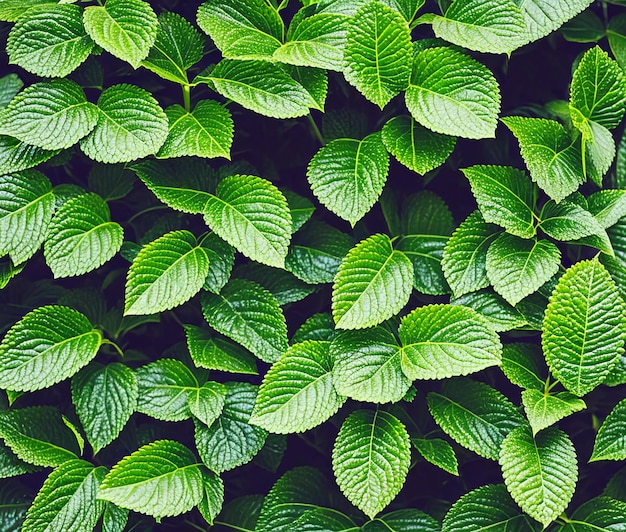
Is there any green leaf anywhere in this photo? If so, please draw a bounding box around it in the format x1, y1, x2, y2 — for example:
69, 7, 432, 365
501, 343, 546, 390
184, 325, 258, 375
157, 101, 233, 160
250, 340, 346, 433
194, 382, 267, 473
362, 508, 440, 532
88, 164, 135, 202
451, 289, 527, 332
203, 174, 291, 268
0, 79, 97, 150
486, 234, 561, 306
197, 0, 283, 60
442, 484, 540, 532
522, 390, 586, 435
428, 378, 524, 460
0, 440, 40, 479
0, 170, 55, 265
462, 165, 536, 238
332, 234, 413, 329
71, 362, 138, 454
608, 13, 626, 70
515, 0, 594, 45
399, 304, 502, 380
141, 11, 204, 84
561, 10, 606, 43
398, 235, 450, 296
332, 327, 411, 403
502, 116, 584, 202
499, 425, 577, 527
98, 440, 203, 520
101, 504, 129, 532
442, 211, 502, 297
412, 437, 458, 476
406, 47, 500, 139
201, 233, 235, 294
7, 4, 94, 77
124, 230, 209, 315
0, 406, 80, 467
0, 135, 58, 175
401, 190, 453, 236
44, 193, 124, 278
0, 482, 31, 532
22, 460, 106, 532
543, 259, 626, 396
343, 1, 411, 108
234, 263, 316, 305
307, 132, 390, 226
587, 190, 626, 229
206, 59, 319, 119
539, 200, 609, 246
283, 189, 315, 233
83, 0, 157, 68
288, 65, 328, 111
201, 278, 288, 363
198, 469, 224, 526
135, 358, 198, 422
590, 398, 626, 461
80, 84, 168, 164
560, 496, 626, 531
382, 115, 456, 175
188, 382, 227, 427
332, 409, 410, 519
292, 313, 336, 344
0, 305, 102, 392
0, 74, 22, 109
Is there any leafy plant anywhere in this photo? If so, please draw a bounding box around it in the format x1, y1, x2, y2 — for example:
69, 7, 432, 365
1, 0, 626, 530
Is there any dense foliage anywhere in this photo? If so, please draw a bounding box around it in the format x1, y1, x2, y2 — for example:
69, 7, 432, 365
1, 0, 626, 530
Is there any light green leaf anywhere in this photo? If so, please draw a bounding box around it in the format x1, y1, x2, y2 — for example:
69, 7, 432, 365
332, 234, 413, 329
196, 0, 283, 60
0, 406, 80, 467
499, 425, 577, 527
428, 378, 524, 460
98, 440, 203, 520
406, 47, 500, 139
7, 4, 94, 77
587, 190, 626, 229
591, 398, 626, 462
608, 13, 626, 70
0, 135, 59, 175
250, 340, 346, 433
195, 382, 267, 473
412, 437, 458, 476
188, 382, 227, 427
141, 11, 204, 84
157, 101, 233, 160
0, 0, 59, 21
332, 409, 410, 519
71, 362, 137, 455
501, 343, 546, 390
287, 65, 328, 111
0, 79, 98, 150
0, 170, 55, 265
451, 289, 527, 332
80, 84, 168, 164
332, 327, 411, 404
486, 234, 561, 305
502, 116, 584, 202
201, 279, 288, 363
522, 389, 586, 435
83, 0, 157, 68
543, 259, 626, 396
515, 0, 594, 45
198, 469, 224, 526
22, 460, 106, 532
576, 116, 616, 186
101, 504, 129, 532
462, 165, 536, 238
539, 199, 609, 245
0, 305, 101, 392
203, 174, 291, 268
0, 74, 22, 109
560, 496, 626, 531
399, 304, 502, 380
382, 115, 456, 175
135, 358, 198, 422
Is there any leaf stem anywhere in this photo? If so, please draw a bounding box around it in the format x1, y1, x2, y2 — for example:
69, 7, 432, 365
307, 113, 325, 146
127, 205, 169, 223
213, 521, 252, 532
100, 338, 125, 358
183, 84, 191, 113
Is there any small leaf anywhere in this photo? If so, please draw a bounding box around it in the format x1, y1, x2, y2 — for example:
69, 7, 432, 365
88, 164, 135, 202
187, 382, 227, 427
539, 199, 610, 245
362, 508, 440, 532
412, 437, 458, 476
591, 398, 626, 462
102, 503, 129, 532
561, 10, 606, 43
501, 343, 546, 390
522, 390, 586, 435
561, 496, 626, 531
198, 469, 224, 526
98, 440, 203, 520
451, 289, 527, 332
332, 409, 410, 519
201, 233, 235, 294
0, 482, 31, 531
234, 263, 316, 306
499, 425, 577, 527
283, 189, 315, 233
398, 235, 450, 296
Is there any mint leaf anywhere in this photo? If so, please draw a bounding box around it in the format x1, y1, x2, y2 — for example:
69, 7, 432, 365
188, 382, 226, 427
522, 390, 586, 435
539, 199, 610, 244
412, 437, 458, 476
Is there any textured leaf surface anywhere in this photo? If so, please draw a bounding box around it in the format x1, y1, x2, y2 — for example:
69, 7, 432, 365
197, 469, 224, 526
412, 438, 458, 476
332, 409, 410, 519
307, 132, 389, 226
361, 508, 440, 532
332, 234, 413, 329
0, 135, 58, 175
543, 259, 626, 396
501, 343, 546, 390
522, 390, 586, 435
516, 0, 594, 45
398, 235, 449, 296
591, 398, 626, 461
499, 425, 577, 527
0, 74, 22, 108
539, 200, 609, 243
608, 13, 626, 70
587, 189, 626, 229
98, 440, 203, 520
188, 382, 227, 427
560, 496, 626, 531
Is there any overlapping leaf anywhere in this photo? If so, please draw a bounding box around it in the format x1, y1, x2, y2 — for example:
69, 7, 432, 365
0, 135, 58, 175
501, 343, 546, 390
515, 0, 594, 45
561, 496, 626, 531
522, 390, 586, 435
412, 438, 459, 476
591, 398, 626, 461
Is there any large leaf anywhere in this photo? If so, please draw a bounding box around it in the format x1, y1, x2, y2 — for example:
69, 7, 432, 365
399, 304, 502, 380
560, 496, 626, 531
124, 230, 209, 315
543, 259, 626, 396
98, 440, 203, 520
332, 409, 410, 519
406, 47, 500, 139
0, 135, 58, 175
7, 4, 94, 77
0, 305, 101, 392
201, 279, 288, 363
590, 398, 626, 462
332, 233, 413, 329
22, 460, 106, 532
428, 379, 524, 460
71, 362, 138, 454
83, 0, 157, 68
203, 174, 291, 268
307, 132, 389, 226
521, 390, 586, 435
0, 79, 97, 150
499, 425, 577, 527
514, 0, 594, 45
250, 340, 345, 433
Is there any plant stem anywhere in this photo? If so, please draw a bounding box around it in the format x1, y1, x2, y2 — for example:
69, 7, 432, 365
307, 113, 325, 146
183, 84, 191, 112
101, 339, 125, 358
